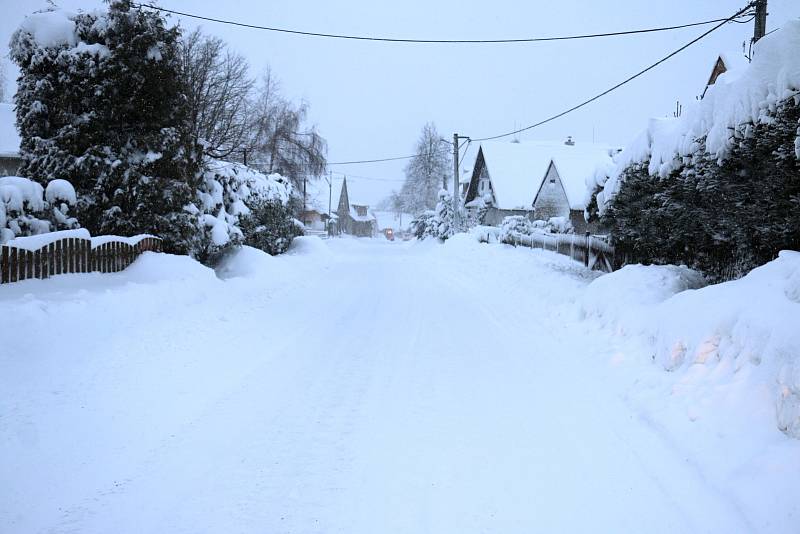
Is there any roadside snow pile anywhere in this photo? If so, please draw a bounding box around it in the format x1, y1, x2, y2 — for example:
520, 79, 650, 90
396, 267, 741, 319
288, 236, 332, 258
122, 252, 218, 285
582, 252, 800, 439
580, 264, 706, 332
215, 245, 279, 280
597, 19, 800, 211
0, 176, 79, 243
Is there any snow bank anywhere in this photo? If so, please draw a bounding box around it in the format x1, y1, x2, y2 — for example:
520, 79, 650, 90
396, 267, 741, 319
122, 252, 218, 285
580, 264, 706, 332
598, 19, 800, 210
288, 236, 332, 258
215, 245, 278, 280
583, 252, 800, 439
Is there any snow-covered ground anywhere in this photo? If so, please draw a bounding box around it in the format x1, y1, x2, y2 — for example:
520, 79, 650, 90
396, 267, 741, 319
1, 237, 798, 533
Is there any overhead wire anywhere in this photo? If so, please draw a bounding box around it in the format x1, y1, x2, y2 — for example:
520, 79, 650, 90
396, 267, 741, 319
145, 2, 757, 166
472, 2, 756, 141
132, 2, 752, 45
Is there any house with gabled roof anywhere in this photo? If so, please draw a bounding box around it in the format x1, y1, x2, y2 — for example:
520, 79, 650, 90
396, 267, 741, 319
336, 177, 375, 237
700, 52, 747, 99
463, 139, 620, 231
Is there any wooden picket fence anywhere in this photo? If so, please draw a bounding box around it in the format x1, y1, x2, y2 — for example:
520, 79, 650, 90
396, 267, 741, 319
504, 231, 619, 273
0, 235, 162, 284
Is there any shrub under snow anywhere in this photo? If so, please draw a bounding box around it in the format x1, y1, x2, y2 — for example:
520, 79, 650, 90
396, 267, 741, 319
0, 176, 79, 244
189, 160, 295, 263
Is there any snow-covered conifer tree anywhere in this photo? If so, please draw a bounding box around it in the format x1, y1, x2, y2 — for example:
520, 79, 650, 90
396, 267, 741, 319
10, 1, 202, 253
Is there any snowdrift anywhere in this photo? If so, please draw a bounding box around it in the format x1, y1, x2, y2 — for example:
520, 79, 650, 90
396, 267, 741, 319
288, 236, 333, 258
581, 252, 800, 438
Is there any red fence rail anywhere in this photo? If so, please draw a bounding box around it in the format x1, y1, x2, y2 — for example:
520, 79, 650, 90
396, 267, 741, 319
0, 236, 162, 284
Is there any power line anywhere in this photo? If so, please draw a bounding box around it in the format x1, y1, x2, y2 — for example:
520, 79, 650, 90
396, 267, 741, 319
329, 171, 405, 183
133, 2, 752, 45
472, 2, 756, 141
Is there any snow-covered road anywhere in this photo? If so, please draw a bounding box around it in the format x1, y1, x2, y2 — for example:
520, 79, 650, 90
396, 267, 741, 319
1, 237, 797, 533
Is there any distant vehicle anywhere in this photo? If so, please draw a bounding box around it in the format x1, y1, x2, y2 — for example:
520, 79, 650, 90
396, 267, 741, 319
383, 228, 395, 241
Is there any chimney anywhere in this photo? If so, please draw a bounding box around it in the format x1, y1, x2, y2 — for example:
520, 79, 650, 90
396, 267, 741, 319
564, 136, 575, 146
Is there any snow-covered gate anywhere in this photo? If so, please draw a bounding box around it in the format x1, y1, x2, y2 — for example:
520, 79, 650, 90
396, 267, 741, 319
0, 233, 162, 284
504, 231, 618, 273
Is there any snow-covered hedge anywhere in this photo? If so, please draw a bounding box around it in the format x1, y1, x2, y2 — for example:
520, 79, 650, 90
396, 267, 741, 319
0, 176, 79, 244
580, 253, 800, 439
589, 20, 800, 280
595, 20, 800, 210
188, 160, 295, 263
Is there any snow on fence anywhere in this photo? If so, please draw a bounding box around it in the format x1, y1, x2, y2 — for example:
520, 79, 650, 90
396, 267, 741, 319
504, 231, 618, 273
0, 230, 162, 284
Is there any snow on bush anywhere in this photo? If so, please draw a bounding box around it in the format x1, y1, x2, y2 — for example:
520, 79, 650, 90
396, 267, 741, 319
581, 253, 800, 439
0, 176, 79, 244
500, 215, 575, 243
531, 216, 574, 235
410, 211, 436, 240
499, 215, 533, 242
595, 20, 800, 211
190, 160, 295, 263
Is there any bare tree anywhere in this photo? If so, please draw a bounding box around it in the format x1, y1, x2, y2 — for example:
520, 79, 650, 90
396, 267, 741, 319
179, 29, 253, 159
399, 123, 451, 214
247, 68, 327, 189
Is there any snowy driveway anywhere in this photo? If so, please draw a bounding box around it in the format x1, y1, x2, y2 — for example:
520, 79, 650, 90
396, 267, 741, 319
1, 237, 796, 533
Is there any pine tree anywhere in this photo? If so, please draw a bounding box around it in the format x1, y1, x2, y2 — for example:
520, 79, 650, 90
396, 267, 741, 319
10, 1, 202, 253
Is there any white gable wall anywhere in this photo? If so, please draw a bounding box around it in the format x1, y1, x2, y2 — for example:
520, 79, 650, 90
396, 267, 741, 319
533, 163, 570, 221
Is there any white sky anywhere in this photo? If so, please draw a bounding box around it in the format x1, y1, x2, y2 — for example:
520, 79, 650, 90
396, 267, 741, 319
2, 0, 798, 207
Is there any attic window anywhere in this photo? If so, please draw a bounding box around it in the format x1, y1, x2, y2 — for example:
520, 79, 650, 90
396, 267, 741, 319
549, 178, 556, 184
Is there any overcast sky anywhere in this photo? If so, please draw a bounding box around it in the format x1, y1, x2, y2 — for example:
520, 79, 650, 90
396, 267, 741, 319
2, 0, 798, 207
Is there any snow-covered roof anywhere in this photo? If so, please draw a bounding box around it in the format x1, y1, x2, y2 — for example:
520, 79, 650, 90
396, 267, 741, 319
349, 204, 375, 222
479, 140, 618, 210
0, 104, 21, 158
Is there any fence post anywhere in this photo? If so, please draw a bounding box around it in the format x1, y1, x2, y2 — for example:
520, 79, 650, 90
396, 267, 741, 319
1, 246, 8, 284
584, 232, 590, 267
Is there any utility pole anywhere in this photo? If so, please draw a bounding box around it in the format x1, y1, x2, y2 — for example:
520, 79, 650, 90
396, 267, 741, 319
327, 170, 332, 219
452, 133, 469, 228
753, 0, 768, 44
302, 175, 307, 227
